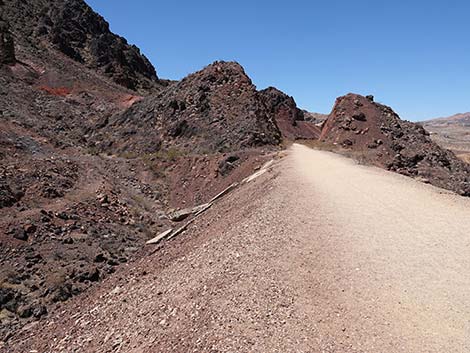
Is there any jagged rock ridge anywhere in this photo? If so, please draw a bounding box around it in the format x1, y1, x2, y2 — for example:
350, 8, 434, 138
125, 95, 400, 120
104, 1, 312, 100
91, 61, 285, 154
1, 0, 159, 91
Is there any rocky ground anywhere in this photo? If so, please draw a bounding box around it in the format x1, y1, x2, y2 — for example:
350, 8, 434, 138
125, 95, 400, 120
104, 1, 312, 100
2, 0, 470, 350
0, 114, 274, 339
319, 94, 470, 196
6, 144, 470, 353
0, 0, 315, 339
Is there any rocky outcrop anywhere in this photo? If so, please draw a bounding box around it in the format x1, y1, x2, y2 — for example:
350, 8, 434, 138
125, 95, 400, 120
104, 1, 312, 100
0, 14, 15, 65
2, 0, 159, 91
260, 87, 321, 140
0, 180, 17, 208
321, 93, 470, 196
91, 61, 283, 154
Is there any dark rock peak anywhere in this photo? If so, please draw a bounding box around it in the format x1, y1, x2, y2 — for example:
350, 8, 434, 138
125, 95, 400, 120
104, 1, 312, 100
258, 87, 321, 140
91, 61, 283, 154
178, 61, 253, 88
259, 87, 304, 121
2, 0, 159, 92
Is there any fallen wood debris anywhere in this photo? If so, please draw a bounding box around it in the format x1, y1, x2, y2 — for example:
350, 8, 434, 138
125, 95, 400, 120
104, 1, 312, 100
146, 229, 173, 244
168, 203, 212, 222
209, 182, 239, 203
147, 159, 275, 245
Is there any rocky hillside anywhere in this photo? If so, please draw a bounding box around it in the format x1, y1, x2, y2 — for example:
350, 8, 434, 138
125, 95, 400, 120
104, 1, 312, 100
259, 87, 321, 140
321, 94, 470, 196
91, 62, 305, 155
1, 0, 161, 92
0, 0, 322, 341
3, 0, 470, 347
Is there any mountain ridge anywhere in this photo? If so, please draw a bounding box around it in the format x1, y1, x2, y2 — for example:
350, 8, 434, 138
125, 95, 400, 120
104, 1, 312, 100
1, 0, 162, 92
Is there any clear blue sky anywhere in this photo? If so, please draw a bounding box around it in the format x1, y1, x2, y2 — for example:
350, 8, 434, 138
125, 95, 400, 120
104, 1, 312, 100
85, 0, 470, 121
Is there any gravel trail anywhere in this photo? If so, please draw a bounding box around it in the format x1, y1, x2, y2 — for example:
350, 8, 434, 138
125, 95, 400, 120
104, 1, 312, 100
7, 143, 470, 352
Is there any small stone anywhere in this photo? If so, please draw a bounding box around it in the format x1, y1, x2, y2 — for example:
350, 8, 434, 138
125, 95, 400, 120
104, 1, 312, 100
32, 304, 47, 318
23, 223, 37, 234
13, 229, 28, 241
352, 113, 367, 121
94, 253, 106, 263
17, 305, 32, 318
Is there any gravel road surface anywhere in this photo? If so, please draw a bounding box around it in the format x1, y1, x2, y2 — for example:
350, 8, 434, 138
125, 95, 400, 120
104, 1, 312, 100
7, 144, 470, 352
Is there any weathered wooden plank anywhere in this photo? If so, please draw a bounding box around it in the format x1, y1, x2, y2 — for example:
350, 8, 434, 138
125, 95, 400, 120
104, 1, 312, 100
146, 229, 173, 244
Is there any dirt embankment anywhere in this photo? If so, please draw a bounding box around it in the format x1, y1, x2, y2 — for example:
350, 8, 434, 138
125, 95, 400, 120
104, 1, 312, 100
6, 144, 470, 353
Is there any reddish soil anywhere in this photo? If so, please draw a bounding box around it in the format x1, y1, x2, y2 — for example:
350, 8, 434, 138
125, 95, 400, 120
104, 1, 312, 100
38, 86, 72, 97
320, 93, 470, 196
0, 113, 273, 340
118, 94, 144, 109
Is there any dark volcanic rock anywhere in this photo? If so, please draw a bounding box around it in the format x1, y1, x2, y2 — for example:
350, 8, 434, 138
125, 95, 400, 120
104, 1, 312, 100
321, 93, 470, 196
260, 87, 321, 140
0, 17, 15, 64
93, 61, 283, 154
218, 155, 240, 176
2, 0, 159, 91
0, 180, 17, 208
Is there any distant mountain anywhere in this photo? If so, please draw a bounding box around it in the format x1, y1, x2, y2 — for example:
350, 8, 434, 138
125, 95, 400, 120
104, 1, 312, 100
420, 113, 470, 156
303, 110, 328, 125
422, 112, 470, 126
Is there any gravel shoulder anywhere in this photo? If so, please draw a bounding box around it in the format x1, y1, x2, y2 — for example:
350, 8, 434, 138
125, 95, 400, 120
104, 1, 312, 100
6, 143, 470, 352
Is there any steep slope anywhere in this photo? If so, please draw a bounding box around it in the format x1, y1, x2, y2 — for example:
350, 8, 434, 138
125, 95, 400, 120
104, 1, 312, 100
0, 0, 160, 150
7, 145, 470, 353
1, 1, 312, 340
321, 94, 470, 196
1, 0, 161, 92
91, 61, 283, 155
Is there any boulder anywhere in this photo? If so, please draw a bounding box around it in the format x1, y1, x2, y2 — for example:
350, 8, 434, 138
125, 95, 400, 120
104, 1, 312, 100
0, 19, 15, 65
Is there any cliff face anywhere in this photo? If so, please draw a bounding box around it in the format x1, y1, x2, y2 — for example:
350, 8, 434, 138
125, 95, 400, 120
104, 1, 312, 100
2, 0, 159, 91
